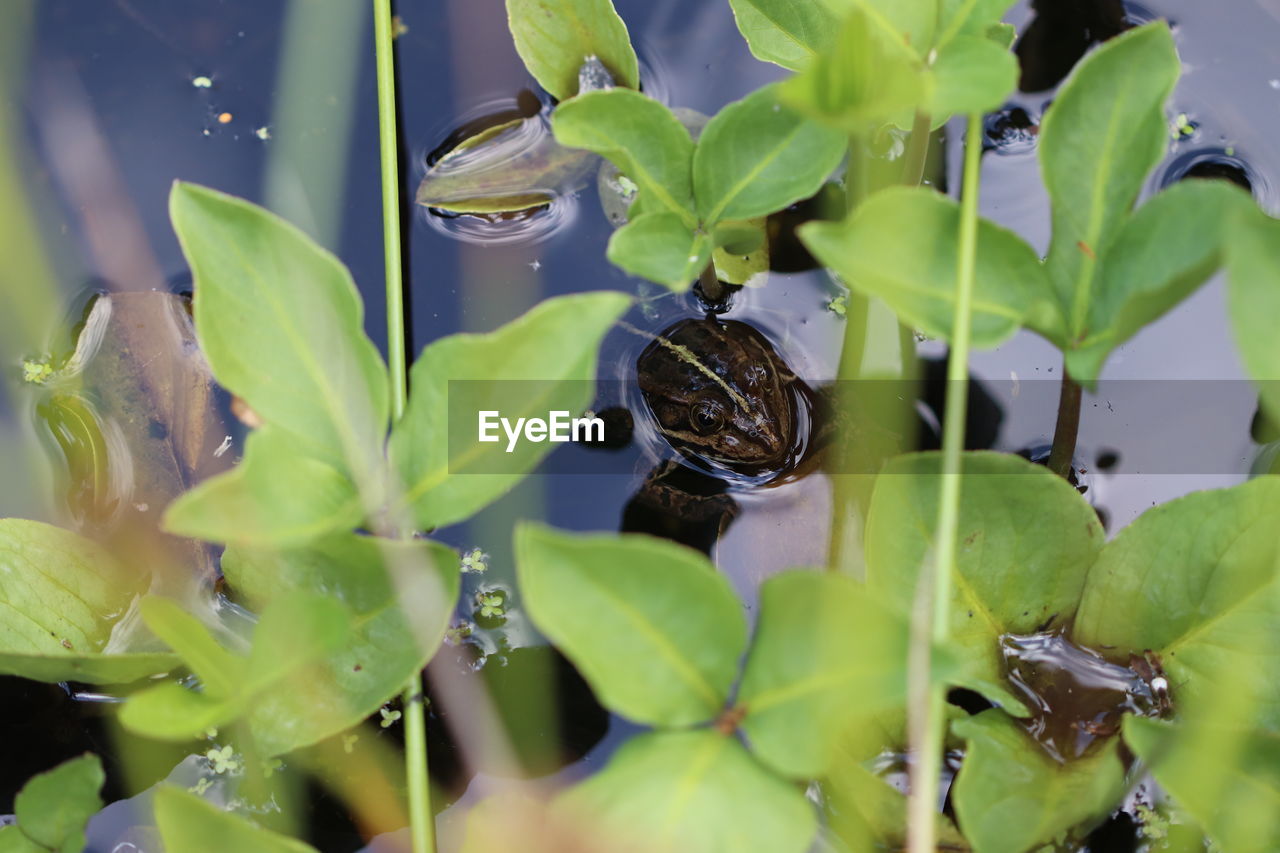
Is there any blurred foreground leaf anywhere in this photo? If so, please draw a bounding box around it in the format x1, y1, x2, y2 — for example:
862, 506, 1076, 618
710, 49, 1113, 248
154, 786, 318, 853
1, 755, 103, 853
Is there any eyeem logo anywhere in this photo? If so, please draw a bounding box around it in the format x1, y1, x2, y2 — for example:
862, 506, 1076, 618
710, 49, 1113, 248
478, 410, 605, 453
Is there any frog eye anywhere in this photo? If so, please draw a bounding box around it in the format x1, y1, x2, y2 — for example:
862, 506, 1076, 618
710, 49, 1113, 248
689, 398, 726, 435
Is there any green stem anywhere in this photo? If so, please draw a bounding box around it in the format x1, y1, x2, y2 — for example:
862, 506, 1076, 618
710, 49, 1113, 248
906, 112, 983, 853
900, 111, 933, 188
372, 2, 433, 852
1047, 369, 1082, 480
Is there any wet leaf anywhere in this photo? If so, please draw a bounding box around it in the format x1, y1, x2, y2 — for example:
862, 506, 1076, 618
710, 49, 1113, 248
1075, 477, 1280, 730
6, 754, 104, 853
554, 730, 816, 853
1038, 23, 1180, 345
505, 0, 639, 100
389, 292, 630, 531
1125, 716, 1280, 852
416, 117, 597, 215
154, 786, 319, 853
163, 426, 363, 548
777, 8, 929, 132
552, 89, 696, 223
222, 534, 459, 756
926, 34, 1018, 117
952, 711, 1127, 853
694, 84, 846, 225
515, 524, 746, 726
725, 0, 841, 70
169, 182, 389, 486
606, 212, 710, 291
737, 571, 956, 778
1065, 180, 1249, 384
800, 187, 1047, 348
865, 452, 1102, 711
1227, 207, 1280, 424
0, 519, 174, 684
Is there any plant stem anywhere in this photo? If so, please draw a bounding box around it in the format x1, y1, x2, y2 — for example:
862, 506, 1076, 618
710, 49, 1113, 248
372, 2, 433, 852
1048, 370, 1082, 480
901, 111, 933, 187
906, 112, 983, 853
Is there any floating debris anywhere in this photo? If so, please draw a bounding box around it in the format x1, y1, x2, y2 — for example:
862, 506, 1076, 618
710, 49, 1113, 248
192, 75, 212, 89
254, 126, 271, 141
217, 112, 233, 125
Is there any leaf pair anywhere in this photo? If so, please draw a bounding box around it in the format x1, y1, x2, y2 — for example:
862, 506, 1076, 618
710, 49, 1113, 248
737, 0, 1019, 129
513, 524, 957, 851
553, 86, 845, 290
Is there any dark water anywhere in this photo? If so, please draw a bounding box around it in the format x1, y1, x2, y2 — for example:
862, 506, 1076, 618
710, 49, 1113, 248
5, 0, 1280, 849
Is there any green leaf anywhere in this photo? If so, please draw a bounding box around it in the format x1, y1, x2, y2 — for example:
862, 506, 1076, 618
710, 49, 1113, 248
1227, 207, 1280, 424
223, 534, 460, 756
711, 219, 770, 286
952, 711, 1127, 853
738, 571, 955, 778
243, 592, 349, 692
1039, 23, 1181, 342
138, 596, 244, 698
154, 786, 319, 853
169, 182, 388, 484
926, 35, 1018, 118
936, 0, 1018, 48
10, 755, 104, 853
865, 452, 1103, 710
693, 84, 846, 225
163, 426, 362, 547
552, 89, 696, 224
555, 730, 816, 853
777, 8, 929, 132
1125, 716, 1280, 853
515, 524, 746, 726
389, 292, 630, 531
800, 187, 1047, 348
505, 0, 639, 100
1075, 477, 1280, 730
118, 680, 238, 742
605, 212, 710, 291
840, 0, 937, 52
825, 751, 967, 851
726, 0, 841, 70
1065, 180, 1249, 383
0, 519, 175, 684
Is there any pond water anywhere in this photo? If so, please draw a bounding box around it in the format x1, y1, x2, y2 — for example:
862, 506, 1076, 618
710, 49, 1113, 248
3, 0, 1278, 849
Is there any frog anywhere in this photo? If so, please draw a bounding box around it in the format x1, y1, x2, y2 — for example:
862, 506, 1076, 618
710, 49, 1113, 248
605, 311, 821, 554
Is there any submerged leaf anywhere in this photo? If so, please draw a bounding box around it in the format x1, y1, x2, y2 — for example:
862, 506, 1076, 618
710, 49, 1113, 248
694, 84, 846, 224
1038, 22, 1180, 343
515, 525, 746, 726
606, 212, 711, 291
800, 187, 1046, 348
865, 452, 1102, 710
952, 711, 1127, 853
0, 519, 174, 684
505, 0, 639, 100
389, 292, 630, 531
555, 730, 816, 853
416, 116, 598, 215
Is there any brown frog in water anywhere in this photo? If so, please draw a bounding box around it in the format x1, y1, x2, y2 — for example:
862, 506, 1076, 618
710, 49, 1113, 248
618, 315, 816, 552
